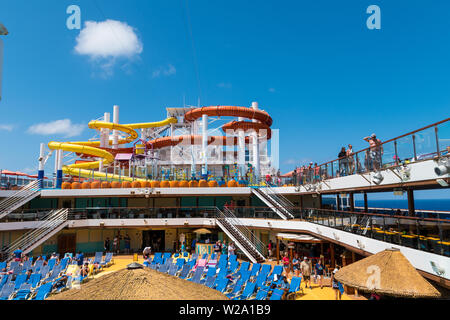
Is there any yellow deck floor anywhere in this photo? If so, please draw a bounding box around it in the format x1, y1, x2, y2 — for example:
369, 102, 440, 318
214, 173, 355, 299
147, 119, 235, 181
89, 255, 357, 300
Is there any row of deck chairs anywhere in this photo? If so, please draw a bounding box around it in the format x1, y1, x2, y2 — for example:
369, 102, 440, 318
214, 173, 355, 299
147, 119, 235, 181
145, 252, 304, 300
0, 252, 114, 300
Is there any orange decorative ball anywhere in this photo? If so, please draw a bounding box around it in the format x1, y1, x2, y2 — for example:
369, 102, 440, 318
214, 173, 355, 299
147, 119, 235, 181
81, 182, 91, 189
150, 181, 160, 188
179, 180, 189, 188
169, 181, 179, 188
91, 181, 101, 189
160, 181, 170, 188
208, 180, 218, 188
121, 181, 132, 188
61, 182, 72, 190
111, 181, 121, 189
71, 182, 81, 189
101, 181, 111, 189
140, 181, 150, 188
189, 180, 198, 188
198, 180, 208, 187
131, 181, 142, 188
227, 180, 238, 188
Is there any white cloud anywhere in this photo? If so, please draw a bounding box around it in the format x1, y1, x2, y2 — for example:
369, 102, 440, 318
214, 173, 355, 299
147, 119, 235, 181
217, 82, 232, 89
74, 20, 143, 77
152, 64, 176, 78
75, 20, 143, 59
27, 119, 85, 138
0, 124, 13, 131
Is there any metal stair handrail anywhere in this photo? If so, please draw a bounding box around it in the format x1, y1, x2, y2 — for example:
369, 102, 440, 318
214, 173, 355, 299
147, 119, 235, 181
0, 180, 41, 218
218, 207, 267, 258
2, 208, 68, 261
254, 188, 294, 219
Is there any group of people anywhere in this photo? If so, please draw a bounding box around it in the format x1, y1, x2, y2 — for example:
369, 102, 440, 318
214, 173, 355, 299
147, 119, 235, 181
213, 240, 236, 257
104, 234, 131, 254
291, 133, 383, 185
280, 252, 342, 300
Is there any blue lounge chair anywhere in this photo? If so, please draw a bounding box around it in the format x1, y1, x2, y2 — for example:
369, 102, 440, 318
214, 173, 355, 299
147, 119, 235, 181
233, 281, 257, 300
151, 253, 162, 264
32, 260, 44, 273
189, 266, 205, 283
9, 261, 19, 270
269, 288, 285, 300
255, 272, 268, 289
158, 262, 171, 273
204, 275, 217, 288
0, 261, 6, 270
191, 253, 198, 260
0, 274, 9, 290
29, 273, 42, 289
13, 273, 27, 290
162, 252, 172, 263
176, 258, 185, 269
249, 263, 261, 278
60, 258, 70, 270
40, 265, 50, 278
177, 264, 191, 279
215, 277, 230, 293
47, 258, 57, 271
201, 267, 216, 284
187, 259, 196, 269
260, 264, 271, 275
93, 252, 103, 264
22, 260, 32, 272
217, 255, 228, 270
167, 263, 178, 276
0, 283, 14, 300
12, 265, 22, 275
286, 277, 303, 299
12, 283, 32, 300
251, 286, 270, 300
267, 265, 283, 283
201, 254, 208, 259
233, 261, 250, 277
228, 260, 239, 273
32, 282, 53, 300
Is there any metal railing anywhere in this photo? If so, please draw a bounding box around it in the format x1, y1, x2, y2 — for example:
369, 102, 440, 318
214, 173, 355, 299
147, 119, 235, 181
216, 207, 267, 261
301, 207, 450, 257
2, 208, 69, 261
289, 118, 450, 185
261, 183, 295, 218
252, 188, 294, 219
0, 180, 42, 219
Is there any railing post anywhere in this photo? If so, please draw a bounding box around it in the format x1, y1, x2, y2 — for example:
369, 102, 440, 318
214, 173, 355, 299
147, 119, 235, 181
412, 134, 417, 161
435, 126, 440, 157
394, 140, 399, 165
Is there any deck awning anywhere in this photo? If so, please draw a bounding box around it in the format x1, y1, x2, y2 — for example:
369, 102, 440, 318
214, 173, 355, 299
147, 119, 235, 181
276, 233, 325, 243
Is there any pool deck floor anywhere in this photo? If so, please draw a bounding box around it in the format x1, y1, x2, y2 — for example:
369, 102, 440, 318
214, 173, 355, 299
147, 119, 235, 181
90, 255, 361, 300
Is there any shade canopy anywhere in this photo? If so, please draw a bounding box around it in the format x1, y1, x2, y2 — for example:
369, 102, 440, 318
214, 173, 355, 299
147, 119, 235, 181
193, 228, 212, 234
334, 248, 441, 298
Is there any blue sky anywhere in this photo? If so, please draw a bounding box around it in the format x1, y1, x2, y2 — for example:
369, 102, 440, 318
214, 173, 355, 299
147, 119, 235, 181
0, 1, 449, 199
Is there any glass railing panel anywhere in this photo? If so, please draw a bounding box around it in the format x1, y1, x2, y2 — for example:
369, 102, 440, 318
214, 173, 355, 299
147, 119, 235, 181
414, 126, 438, 160
437, 121, 450, 155
395, 135, 415, 164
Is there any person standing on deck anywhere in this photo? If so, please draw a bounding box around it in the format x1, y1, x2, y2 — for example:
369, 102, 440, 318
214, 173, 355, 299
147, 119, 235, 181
364, 134, 383, 170
338, 147, 347, 176
346, 144, 354, 174
300, 257, 312, 289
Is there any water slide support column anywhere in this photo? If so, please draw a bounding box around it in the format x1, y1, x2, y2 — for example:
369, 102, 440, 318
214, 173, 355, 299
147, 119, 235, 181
238, 117, 245, 180
113, 105, 119, 149
202, 114, 208, 177
53, 148, 59, 188
99, 112, 110, 173
56, 149, 63, 189
38, 143, 45, 189
252, 102, 260, 181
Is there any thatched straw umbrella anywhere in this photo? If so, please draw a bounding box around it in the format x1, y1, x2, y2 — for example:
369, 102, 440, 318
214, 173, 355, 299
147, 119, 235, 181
334, 248, 441, 298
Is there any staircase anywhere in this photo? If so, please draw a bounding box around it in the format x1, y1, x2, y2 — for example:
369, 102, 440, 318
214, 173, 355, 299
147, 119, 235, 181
2, 208, 69, 262
0, 180, 42, 220
252, 186, 295, 220
215, 207, 266, 263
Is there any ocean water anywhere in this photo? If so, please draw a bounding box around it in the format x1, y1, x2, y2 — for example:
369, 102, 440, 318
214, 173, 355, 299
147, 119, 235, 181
354, 199, 450, 212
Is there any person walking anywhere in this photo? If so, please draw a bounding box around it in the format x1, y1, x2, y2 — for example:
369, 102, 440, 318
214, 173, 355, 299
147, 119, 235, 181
113, 235, 119, 254
282, 252, 290, 276
228, 242, 236, 257
221, 241, 228, 256
331, 265, 342, 300
104, 237, 110, 252
314, 259, 325, 289
292, 253, 300, 277
124, 234, 131, 254
300, 257, 312, 289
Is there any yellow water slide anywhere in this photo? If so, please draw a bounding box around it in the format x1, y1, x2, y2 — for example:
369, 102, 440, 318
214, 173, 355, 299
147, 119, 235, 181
48, 117, 177, 181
